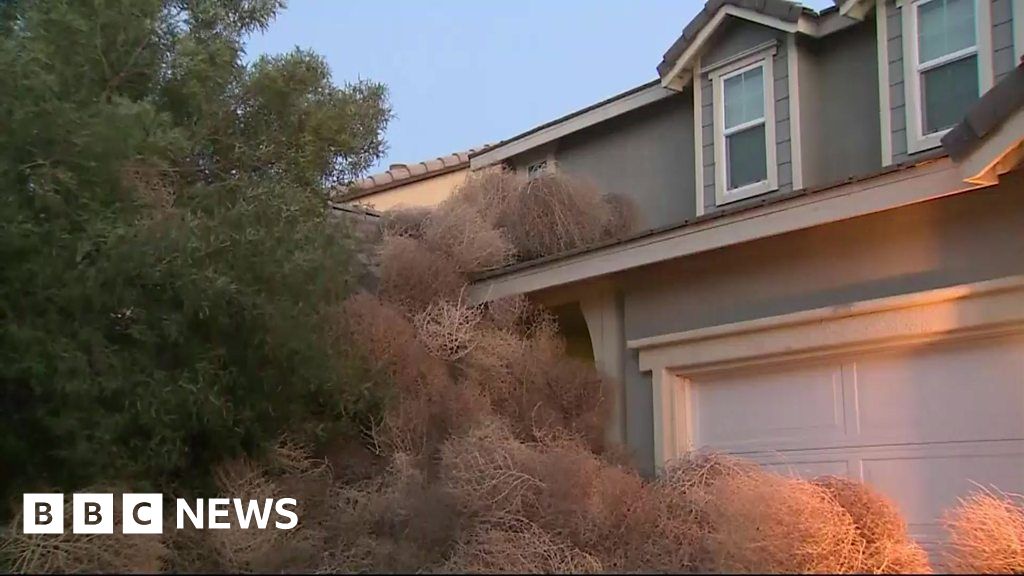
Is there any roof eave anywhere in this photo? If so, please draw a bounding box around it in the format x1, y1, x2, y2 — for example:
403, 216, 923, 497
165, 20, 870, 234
837, 0, 873, 20
467, 155, 998, 304
469, 81, 674, 169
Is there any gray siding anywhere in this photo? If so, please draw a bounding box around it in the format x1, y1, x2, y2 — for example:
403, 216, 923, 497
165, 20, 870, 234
993, 0, 1015, 82
888, 0, 908, 162
700, 20, 793, 213
701, 76, 714, 207
774, 37, 794, 194
516, 92, 697, 231
798, 23, 882, 187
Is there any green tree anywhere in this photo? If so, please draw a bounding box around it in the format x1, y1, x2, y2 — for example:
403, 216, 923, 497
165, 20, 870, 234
0, 0, 391, 511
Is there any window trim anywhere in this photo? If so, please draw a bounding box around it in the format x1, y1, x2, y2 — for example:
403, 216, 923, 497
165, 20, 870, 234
710, 47, 778, 206
901, 0, 994, 154
526, 159, 550, 179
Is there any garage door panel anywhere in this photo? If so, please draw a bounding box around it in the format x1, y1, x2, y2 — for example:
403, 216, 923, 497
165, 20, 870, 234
854, 337, 1024, 445
686, 333, 1024, 554
691, 337, 1024, 455
862, 444, 1024, 534
691, 363, 846, 450
759, 458, 851, 478
718, 441, 1024, 553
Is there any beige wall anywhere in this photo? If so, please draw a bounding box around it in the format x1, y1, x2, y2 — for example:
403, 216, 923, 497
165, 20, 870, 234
347, 168, 468, 211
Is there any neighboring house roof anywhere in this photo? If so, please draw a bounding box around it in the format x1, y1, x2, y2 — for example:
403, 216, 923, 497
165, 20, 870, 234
338, 146, 488, 202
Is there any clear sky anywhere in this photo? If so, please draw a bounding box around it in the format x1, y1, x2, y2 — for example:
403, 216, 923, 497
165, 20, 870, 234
245, 1, 837, 174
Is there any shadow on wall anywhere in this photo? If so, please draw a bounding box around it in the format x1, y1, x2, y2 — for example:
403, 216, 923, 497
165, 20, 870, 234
551, 302, 595, 363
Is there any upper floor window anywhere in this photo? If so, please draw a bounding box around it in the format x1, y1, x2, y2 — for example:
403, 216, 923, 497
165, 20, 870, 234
724, 66, 768, 190
903, 0, 992, 153
711, 46, 778, 205
918, 0, 978, 133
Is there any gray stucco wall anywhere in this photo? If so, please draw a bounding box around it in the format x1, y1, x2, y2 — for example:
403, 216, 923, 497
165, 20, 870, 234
617, 174, 1024, 473
888, 0, 1015, 164
798, 21, 882, 187
701, 20, 793, 212
525, 92, 697, 231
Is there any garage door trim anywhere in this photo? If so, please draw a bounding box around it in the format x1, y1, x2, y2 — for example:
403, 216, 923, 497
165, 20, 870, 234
631, 274, 1024, 470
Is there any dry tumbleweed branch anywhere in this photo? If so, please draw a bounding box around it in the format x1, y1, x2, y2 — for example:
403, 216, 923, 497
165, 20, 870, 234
943, 486, 1024, 574
414, 298, 483, 361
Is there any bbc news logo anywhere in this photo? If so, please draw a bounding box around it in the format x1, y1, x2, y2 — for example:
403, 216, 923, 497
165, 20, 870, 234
23, 493, 298, 534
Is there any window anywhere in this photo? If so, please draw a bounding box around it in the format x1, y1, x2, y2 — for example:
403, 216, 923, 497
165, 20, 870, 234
903, 0, 992, 153
917, 0, 978, 134
711, 47, 778, 205
526, 159, 550, 179
723, 66, 768, 190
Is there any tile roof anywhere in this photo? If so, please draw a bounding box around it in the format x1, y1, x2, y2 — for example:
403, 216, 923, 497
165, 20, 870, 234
338, 146, 489, 201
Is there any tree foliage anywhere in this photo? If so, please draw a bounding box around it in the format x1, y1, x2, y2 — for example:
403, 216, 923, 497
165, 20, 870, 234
0, 0, 391, 511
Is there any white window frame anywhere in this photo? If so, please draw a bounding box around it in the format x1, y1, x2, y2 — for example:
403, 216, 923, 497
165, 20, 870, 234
710, 46, 778, 206
901, 0, 994, 154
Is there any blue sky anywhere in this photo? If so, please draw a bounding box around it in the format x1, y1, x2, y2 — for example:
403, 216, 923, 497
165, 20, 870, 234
245, 1, 836, 174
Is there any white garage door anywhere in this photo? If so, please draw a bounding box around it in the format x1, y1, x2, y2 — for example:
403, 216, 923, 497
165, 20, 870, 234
689, 334, 1024, 551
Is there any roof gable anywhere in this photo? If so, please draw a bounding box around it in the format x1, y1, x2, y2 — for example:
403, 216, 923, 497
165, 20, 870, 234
657, 0, 862, 89
657, 0, 808, 87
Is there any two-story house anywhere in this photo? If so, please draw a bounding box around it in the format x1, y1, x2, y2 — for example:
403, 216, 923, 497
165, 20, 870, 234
466, 0, 1024, 553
